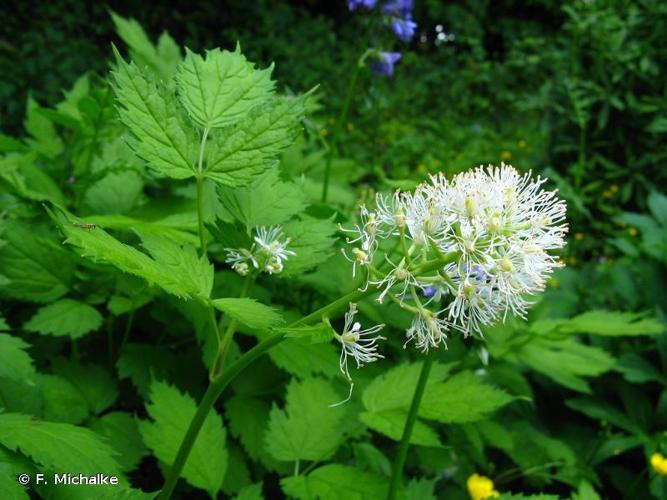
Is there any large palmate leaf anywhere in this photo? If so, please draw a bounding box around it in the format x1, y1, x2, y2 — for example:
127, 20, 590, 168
139, 381, 227, 497
24, 299, 103, 339
176, 47, 274, 129
51, 208, 213, 301
112, 49, 198, 180
265, 377, 347, 462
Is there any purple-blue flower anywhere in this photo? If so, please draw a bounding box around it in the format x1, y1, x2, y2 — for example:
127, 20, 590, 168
370, 51, 402, 76
390, 16, 417, 42
381, 0, 413, 17
423, 285, 437, 298
348, 0, 377, 10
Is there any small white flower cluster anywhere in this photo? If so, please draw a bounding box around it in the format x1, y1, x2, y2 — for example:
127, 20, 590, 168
341, 163, 567, 354
225, 226, 295, 276
335, 303, 386, 380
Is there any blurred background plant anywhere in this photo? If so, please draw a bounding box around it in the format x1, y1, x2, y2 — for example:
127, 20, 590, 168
1, 1, 666, 498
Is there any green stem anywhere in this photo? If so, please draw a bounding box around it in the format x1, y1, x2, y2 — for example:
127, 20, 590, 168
196, 175, 207, 255
158, 287, 373, 499
322, 57, 362, 202
195, 127, 210, 255
157, 331, 286, 500
210, 275, 253, 379
387, 350, 435, 500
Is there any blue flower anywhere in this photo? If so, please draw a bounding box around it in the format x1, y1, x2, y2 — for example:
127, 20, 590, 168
370, 51, 402, 76
423, 285, 437, 298
390, 16, 417, 42
348, 0, 377, 10
382, 0, 413, 17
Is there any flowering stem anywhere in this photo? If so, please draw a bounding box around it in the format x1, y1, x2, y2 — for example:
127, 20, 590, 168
321, 55, 362, 202
158, 287, 373, 499
387, 350, 435, 500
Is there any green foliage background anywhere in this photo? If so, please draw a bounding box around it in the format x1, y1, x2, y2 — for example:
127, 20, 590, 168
0, 1, 666, 499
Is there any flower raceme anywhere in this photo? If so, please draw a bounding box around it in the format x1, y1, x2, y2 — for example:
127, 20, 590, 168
342, 163, 568, 351
225, 225, 295, 276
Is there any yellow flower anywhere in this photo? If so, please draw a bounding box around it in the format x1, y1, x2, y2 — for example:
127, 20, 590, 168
651, 453, 667, 475
574, 232, 584, 241
610, 184, 619, 193
417, 163, 427, 173
320, 128, 329, 137
548, 277, 559, 288
467, 474, 500, 500
500, 150, 512, 161
628, 227, 638, 237
518, 139, 527, 149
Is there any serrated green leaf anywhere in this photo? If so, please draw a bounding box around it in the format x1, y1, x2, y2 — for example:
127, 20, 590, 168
111, 12, 180, 81
212, 298, 284, 330
52, 359, 118, 414
177, 48, 274, 129
562, 311, 665, 336
0, 334, 35, 383
217, 169, 306, 230
0, 413, 121, 474
37, 374, 90, 424
139, 232, 213, 300
235, 483, 263, 500
278, 323, 336, 344
89, 412, 148, 472
281, 465, 387, 500
226, 396, 282, 471
139, 381, 227, 497
265, 377, 347, 462
25, 97, 63, 158
0, 220, 74, 303
419, 371, 513, 423
116, 343, 176, 397
112, 51, 197, 180
515, 338, 615, 393
362, 362, 453, 413
648, 190, 667, 226
0, 462, 29, 500
53, 208, 212, 301
281, 215, 337, 275
24, 299, 103, 339
205, 95, 307, 186
267, 337, 340, 379
616, 353, 667, 384
359, 410, 441, 446
83, 171, 143, 215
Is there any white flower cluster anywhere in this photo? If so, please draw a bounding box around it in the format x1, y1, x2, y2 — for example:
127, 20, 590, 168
225, 226, 295, 276
341, 163, 567, 355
